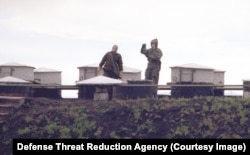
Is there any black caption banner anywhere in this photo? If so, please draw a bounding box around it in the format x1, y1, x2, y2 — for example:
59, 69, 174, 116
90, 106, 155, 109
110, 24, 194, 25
13, 139, 249, 154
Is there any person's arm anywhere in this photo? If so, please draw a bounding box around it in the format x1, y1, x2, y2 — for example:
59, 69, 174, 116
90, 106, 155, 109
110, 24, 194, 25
97, 53, 108, 72
99, 53, 108, 67
117, 54, 123, 71
117, 54, 123, 78
140, 44, 147, 55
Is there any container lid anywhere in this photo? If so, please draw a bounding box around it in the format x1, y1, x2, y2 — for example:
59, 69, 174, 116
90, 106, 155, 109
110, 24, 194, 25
0, 76, 32, 83
0, 62, 35, 68
170, 63, 214, 70
34, 67, 61, 72
243, 79, 250, 82
76, 75, 123, 85
127, 80, 153, 84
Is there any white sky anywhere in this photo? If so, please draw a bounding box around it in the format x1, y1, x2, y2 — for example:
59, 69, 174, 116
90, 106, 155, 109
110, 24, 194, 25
1, 0, 250, 97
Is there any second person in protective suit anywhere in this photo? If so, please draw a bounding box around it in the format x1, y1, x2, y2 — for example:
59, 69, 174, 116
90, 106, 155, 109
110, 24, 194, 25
141, 38, 163, 97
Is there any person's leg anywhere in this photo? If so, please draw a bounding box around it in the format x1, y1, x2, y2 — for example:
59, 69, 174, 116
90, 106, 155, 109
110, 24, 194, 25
151, 69, 160, 98
145, 67, 152, 80
151, 69, 160, 85
105, 86, 112, 100
103, 70, 114, 78
103, 71, 114, 100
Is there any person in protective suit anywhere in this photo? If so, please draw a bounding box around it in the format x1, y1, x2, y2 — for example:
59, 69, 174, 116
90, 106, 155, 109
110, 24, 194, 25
141, 38, 163, 97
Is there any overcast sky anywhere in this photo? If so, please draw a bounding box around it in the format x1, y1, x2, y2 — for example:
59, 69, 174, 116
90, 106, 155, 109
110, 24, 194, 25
1, 0, 250, 97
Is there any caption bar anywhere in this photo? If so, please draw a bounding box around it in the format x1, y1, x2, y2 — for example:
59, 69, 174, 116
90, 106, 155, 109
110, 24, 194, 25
13, 139, 249, 154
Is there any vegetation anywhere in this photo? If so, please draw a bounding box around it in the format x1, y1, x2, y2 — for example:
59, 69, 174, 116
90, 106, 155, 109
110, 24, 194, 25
1, 96, 250, 154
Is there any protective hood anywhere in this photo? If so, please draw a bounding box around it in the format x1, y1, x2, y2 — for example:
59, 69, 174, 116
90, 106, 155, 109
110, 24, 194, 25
151, 38, 158, 48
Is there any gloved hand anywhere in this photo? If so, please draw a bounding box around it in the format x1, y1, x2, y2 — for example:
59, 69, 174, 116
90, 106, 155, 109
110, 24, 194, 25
97, 67, 101, 73
119, 71, 123, 78
141, 43, 146, 53
142, 43, 146, 48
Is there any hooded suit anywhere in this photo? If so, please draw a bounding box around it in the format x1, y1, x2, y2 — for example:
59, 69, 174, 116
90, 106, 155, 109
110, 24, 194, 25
141, 38, 163, 85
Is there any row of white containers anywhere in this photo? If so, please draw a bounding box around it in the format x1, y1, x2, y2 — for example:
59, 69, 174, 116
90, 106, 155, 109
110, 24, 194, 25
0, 62, 228, 86
0, 62, 61, 84
3, 62, 250, 99
0, 62, 227, 86
0, 62, 142, 85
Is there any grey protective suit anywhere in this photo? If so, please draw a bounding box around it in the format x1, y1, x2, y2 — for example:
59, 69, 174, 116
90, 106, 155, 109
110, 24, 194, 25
141, 39, 163, 85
